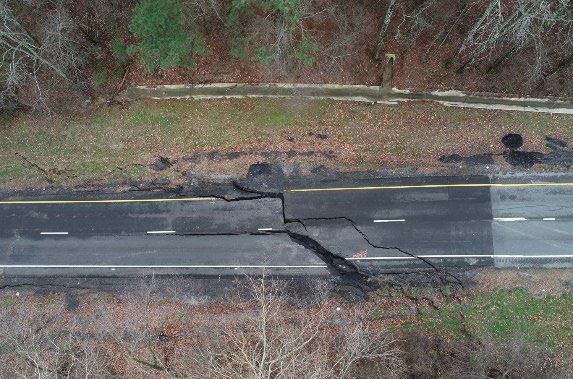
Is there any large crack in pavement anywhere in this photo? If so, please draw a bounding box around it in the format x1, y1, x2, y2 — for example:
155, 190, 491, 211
193, 181, 464, 295
199, 182, 370, 283
284, 215, 464, 289
0, 180, 463, 298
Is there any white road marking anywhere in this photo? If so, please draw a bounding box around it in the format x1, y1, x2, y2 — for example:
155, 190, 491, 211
495, 255, 573, 258
0, 264, 329, 268
40, 232, 68, 235
146, 230, 176, 234
347, 254, 573, 260
543, 217, 556, 221
494, 217, 527, 222
373, 219, 405, 223
257, 228, 273, 231
347, 255, 490, 260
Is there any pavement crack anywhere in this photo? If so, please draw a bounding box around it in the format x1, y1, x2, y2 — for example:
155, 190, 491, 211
178, 181, 463, 293
227, 182, 374, 291
282, 230, 372, 288
284, 216, 464, 289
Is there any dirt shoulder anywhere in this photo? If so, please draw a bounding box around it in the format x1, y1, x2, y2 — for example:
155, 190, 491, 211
1, 98, 572, 189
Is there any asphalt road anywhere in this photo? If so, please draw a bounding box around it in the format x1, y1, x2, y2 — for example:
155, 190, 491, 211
1, 173, 573, 277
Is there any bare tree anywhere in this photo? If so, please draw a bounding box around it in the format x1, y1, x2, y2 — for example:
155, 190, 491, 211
444, 0, 573, 80
0, 299, 108, 378
0, 0, 87, 111
193, 275, 404, 379
319, 3, 367, 74
393, 0, 439, 47
39, 2, 86, 84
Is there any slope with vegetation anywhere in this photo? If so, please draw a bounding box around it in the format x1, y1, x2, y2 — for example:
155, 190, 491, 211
0, 0, 572, 114
0, 271, 572, 378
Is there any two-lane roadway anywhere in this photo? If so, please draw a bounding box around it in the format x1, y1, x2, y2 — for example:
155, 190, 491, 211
1, 173, 573, 277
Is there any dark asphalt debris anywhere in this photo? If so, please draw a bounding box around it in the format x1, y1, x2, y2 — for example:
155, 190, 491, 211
440, 134, 573, 169
151, 156, 174, 171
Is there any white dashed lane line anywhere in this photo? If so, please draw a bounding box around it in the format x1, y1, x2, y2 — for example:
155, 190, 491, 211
146, 230, 176, 234
40, 232, 68, 235
257, 228, 273, 231
373, 218, 561, 223
494, 217, 561, 222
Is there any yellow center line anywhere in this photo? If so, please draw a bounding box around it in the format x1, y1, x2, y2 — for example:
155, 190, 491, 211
0, 197, 217, 205
2, 182, 573, 203
288, 182, 573, 192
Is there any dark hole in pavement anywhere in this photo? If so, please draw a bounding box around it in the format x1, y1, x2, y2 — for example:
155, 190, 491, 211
501, 133, 523, 149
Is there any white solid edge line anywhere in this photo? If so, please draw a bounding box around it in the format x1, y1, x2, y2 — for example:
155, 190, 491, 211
0, 264, 329, 268
543, 217, 556, 221
495, 255, 573, 258
347, 254, 573, 260
147, 230, 176, 234
258, 228, 273, 231
347, 255, 490, 260
40, 232, 68, 235
494, 217, 527, 222
373, 219, 405, 223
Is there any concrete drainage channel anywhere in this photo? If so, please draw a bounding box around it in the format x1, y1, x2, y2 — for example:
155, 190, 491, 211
120, 83, 573, 114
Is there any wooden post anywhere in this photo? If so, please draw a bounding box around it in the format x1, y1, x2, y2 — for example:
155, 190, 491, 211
381, 53, 395, 94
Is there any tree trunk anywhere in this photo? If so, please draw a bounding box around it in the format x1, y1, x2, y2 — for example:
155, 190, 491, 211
375, 0, 398, 61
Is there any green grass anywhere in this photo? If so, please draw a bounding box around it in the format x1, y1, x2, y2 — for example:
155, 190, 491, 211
417, 288, 573, 349
0, 297, 15, 307
0, 98, 572, 188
